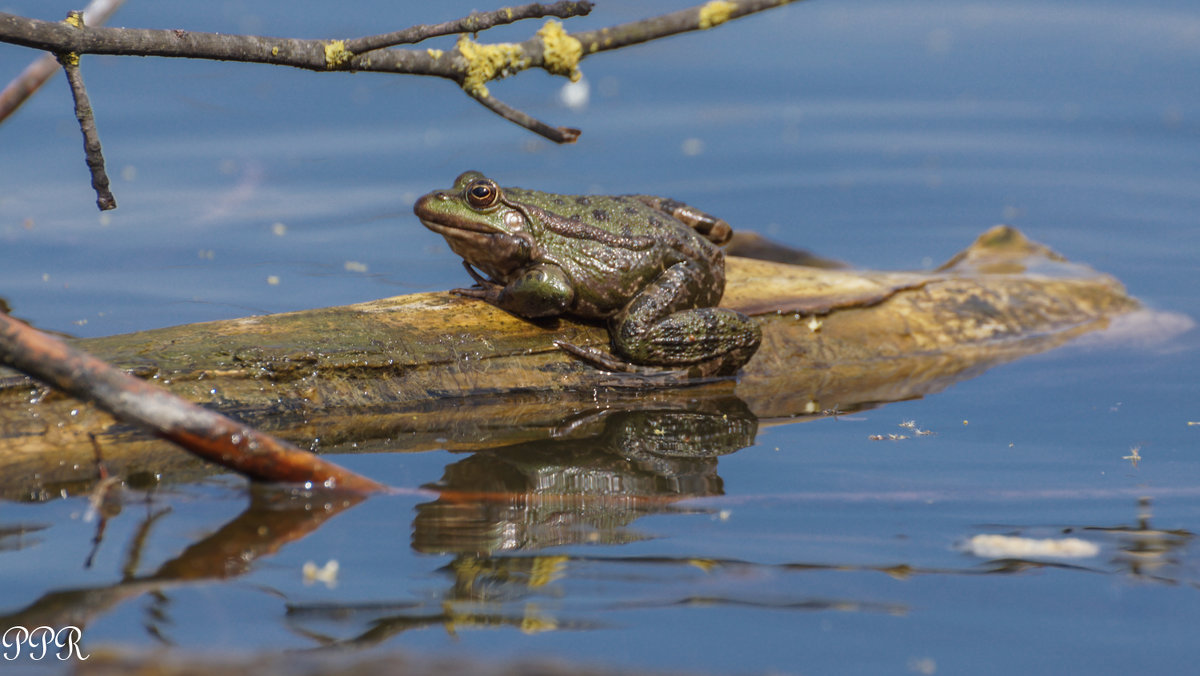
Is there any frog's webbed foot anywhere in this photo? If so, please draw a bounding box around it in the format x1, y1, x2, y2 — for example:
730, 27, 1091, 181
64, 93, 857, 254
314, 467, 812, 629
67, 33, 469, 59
554, 340, 638, 373
450, 262, 504, 303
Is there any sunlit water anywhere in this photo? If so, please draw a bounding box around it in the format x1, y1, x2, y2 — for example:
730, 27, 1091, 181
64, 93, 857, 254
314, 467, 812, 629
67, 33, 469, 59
1, 0, 1198, 674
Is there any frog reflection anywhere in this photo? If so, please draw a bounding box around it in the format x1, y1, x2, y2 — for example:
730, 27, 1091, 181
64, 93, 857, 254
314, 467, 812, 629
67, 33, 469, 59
412, 400, 757, 556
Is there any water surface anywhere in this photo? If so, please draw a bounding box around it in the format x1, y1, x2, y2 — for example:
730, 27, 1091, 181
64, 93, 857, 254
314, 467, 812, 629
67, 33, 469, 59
1, 0, 1198, 674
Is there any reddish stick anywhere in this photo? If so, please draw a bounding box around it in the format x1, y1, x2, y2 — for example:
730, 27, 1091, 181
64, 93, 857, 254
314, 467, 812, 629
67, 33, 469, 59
0, 312, 385, 494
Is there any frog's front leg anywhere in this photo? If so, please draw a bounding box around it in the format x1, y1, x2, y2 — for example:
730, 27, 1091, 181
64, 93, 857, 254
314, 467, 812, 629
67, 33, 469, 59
453, 262, 575, 319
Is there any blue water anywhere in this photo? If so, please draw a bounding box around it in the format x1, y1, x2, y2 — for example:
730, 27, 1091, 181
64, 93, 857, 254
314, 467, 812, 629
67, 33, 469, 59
1, 0, 1199, 674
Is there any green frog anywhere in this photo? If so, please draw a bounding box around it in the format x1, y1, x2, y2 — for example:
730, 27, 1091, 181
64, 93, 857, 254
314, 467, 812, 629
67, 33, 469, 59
414, 171, 762, 376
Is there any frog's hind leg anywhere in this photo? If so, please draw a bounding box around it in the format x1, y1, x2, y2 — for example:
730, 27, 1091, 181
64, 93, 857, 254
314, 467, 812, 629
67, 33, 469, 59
554, 262, 761, 377
614, 306, 762, 376
553, 340, 748, 381
629, 195, 732, 245
612, 263, 761, 375
554, 340, 650, 374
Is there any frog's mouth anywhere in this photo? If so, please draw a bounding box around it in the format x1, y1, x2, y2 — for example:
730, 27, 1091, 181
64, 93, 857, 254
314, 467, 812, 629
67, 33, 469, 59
418, 216, 498, 237
418, 214, 501, 236
418, 214, 505, 263
414, 192, 502, 236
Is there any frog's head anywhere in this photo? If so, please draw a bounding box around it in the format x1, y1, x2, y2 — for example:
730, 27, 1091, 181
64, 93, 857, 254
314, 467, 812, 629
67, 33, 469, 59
414, 171, 535, 280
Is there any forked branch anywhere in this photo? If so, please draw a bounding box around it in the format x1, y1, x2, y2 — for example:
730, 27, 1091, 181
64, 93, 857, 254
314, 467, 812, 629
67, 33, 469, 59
0, 0, 803, 207
58, 12, 116, 210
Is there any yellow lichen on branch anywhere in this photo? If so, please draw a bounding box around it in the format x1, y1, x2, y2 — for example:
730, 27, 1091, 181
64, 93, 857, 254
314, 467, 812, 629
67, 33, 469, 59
456, 34, 529, 98
57, 9, 84, 66
698, 1, 738, 29
538, 20, 583, 82
323, 40, 353, 69
455, 19, 581, 100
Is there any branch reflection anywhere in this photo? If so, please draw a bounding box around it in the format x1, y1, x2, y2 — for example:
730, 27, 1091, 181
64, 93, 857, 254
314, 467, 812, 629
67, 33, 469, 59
0, 487, 363, 637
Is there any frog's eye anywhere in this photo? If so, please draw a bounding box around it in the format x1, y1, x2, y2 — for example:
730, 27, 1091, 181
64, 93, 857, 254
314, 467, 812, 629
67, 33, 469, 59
466, 179, 500, 209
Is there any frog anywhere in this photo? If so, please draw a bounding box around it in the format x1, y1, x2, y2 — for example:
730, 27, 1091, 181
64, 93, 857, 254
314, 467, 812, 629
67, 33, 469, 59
414, 171, 762, 377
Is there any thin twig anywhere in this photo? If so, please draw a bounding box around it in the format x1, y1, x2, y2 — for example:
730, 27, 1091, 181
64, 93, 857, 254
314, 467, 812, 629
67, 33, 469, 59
571, 0, 800, 54
469, 90, 581, 143
0, 0, 124, 123
60, 60, 115, 210
0, 311, 386, 494
343, 1, 592, 53
57, 14, 116, 211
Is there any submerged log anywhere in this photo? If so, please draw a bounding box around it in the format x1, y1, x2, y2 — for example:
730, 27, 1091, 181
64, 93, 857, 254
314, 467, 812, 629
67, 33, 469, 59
0, 226, 1143, 498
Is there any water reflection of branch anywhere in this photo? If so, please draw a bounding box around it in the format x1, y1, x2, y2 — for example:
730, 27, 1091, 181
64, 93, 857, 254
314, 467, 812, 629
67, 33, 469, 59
287, 595, 604, 651
284, 552, 918, 646
0, 523, 48, 552
0, 488, 362, 633
121, 505, 173, 579
285, 496, 1200, 652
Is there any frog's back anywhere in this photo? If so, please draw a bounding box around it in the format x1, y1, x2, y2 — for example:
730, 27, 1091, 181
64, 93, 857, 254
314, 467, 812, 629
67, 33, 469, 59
507, 190, 645, 232
506, 189, 723, 317
511, 188, 718, 258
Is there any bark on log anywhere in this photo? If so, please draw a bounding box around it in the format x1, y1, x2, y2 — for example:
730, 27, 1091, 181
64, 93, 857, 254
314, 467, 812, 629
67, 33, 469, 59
0, 227, 1141, 499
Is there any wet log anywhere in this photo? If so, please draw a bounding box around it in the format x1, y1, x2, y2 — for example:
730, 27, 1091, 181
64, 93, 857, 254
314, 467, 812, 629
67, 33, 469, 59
0, 227, 1144, 498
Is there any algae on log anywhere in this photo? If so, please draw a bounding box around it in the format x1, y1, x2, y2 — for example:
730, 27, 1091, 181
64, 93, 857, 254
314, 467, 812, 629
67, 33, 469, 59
0, 227, 1140, 497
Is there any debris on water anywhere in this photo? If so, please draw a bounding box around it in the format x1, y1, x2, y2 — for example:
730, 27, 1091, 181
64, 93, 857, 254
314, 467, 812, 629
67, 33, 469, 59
963, 534, 1100, 560
870, 420, 935, 441
302, 559, 339, 588
1123, 446, 1142, 467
